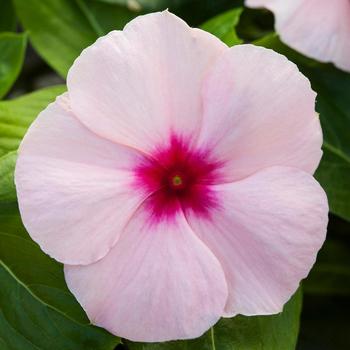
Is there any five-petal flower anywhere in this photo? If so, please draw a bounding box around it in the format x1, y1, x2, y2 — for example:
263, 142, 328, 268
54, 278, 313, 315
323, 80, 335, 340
15, 11, 328, 342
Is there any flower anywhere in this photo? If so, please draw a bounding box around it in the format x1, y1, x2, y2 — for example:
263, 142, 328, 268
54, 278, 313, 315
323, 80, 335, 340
15, 11, 328, 342
246, 0, 350, 72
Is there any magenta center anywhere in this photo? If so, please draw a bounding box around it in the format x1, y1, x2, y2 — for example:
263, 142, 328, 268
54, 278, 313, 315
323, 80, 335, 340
134, 136, 220, 222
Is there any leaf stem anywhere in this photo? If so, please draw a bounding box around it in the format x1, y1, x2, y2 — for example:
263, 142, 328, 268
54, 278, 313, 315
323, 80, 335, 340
210, 327, 216, 350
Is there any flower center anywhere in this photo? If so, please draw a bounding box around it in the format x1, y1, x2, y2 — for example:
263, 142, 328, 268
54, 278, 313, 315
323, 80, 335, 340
169, 172, 186, 190
134, 135, 221, 222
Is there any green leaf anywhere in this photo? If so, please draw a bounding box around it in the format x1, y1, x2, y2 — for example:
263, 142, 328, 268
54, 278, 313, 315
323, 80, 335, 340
0, 202, 27, 238
315, 148, 350, 222
127, 289, 302, 350
0, 32, 27, 99
0, 263, 118, 350
255, 34, 350, 221
0, 206, 120, 349
0, 151, 17, 202
13, 0, 136, 77
0, 0, 17, 32
0, 229, 87, 323
0, 85, 66, 157
200, 8, 243, 46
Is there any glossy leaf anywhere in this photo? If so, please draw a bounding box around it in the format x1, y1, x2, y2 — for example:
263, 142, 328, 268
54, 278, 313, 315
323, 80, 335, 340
200, 7, 243, 46
127, 289, 302, 350
13, 0, 136, 77
0, 261, 119, 350
0, 32, 27, 99
0, 85, 66, 157
255, 35, 350, 221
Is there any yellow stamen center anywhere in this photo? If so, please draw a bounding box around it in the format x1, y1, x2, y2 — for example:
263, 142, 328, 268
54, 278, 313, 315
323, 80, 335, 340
172, 175, 183, 187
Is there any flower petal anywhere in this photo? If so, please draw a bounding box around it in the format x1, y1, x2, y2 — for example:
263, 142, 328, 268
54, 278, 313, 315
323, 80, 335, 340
198, 44, 322, 181
64, 209, 228, 342
246, 0, 350, 72
15, 94, 147, 265
186, 166, 328, 316
67, 11, 227, 152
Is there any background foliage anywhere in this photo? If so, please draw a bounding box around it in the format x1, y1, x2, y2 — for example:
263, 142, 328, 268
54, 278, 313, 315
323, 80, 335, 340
0, 0, 349, 349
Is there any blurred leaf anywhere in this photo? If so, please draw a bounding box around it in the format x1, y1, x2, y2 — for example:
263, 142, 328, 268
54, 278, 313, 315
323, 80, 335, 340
0, 151, 17, 202
0, 0, 17, 32
0, 32, 27, 99
298, 293, 350, 350
91, 0, 147, 12
13, 0, 136, 77
94, 0, 161, 10
166, 0, 244, 25
82, 0, 136, 33
304, 216, 350, 296
96, 0, 244, 25
305, 238, 350, 296
200, 8, 243, 46
255, 34, 350, 221
235, 7, 274, 42
13, 0, 95, 77
299, 212, 350, 348
0, 85, 66, 157
127, 289, 302, 350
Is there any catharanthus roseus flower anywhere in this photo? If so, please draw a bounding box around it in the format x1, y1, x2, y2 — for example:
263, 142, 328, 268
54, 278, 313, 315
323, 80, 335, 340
246, 0, 350, 72
15, 11, 328, 342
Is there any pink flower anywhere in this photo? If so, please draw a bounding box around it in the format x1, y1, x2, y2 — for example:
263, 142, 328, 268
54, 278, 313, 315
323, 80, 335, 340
246, 0, 350, 72
15, 11, 328, 342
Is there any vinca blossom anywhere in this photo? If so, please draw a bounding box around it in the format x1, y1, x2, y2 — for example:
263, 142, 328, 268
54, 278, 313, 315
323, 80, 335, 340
246, 0, 350, 72
15, 11, 328, 342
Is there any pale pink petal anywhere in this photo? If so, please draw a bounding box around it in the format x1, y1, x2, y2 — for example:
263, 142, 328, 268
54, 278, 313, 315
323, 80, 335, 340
67, 11, 227, 152
186, 166, 328, 316
64, 210, 228, 342
246, 0, 350, 72
15, 94, 148, 265
198, 44, 322, 181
